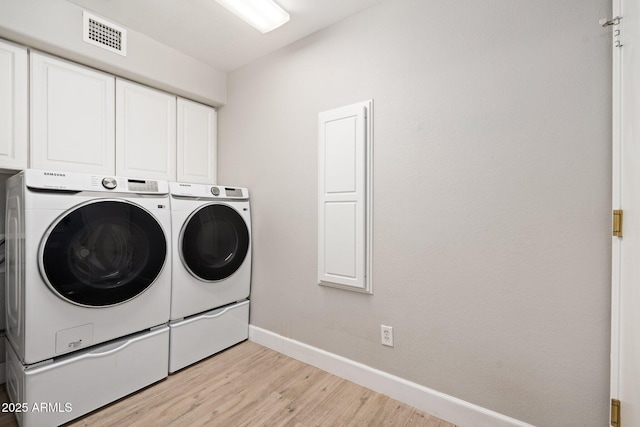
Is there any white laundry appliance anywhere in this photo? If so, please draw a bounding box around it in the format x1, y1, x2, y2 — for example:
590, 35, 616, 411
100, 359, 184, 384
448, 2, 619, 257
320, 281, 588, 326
5, 169, 171, 426
168, 182, 250, 372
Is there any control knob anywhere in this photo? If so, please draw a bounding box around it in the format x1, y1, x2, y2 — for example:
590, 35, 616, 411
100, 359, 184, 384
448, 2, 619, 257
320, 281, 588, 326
102, 177, 117, 190
211, 187, 220, 196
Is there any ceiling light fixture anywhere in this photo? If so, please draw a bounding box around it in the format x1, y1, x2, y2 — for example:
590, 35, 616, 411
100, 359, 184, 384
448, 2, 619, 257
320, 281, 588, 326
216, 0, 290, 33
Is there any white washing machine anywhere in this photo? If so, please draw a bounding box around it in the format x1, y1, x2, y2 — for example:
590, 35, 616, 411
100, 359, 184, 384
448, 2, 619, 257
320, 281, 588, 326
168, 182, 250, 372
5, 169, 172, 364
5, 170, 172, 426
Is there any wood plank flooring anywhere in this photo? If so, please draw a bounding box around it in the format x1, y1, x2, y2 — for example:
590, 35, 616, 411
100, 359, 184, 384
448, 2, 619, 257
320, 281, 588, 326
0, 341, 457, 426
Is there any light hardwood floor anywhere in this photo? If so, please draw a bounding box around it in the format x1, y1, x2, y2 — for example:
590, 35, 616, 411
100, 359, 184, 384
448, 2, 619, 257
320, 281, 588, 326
0, 341, 457, 426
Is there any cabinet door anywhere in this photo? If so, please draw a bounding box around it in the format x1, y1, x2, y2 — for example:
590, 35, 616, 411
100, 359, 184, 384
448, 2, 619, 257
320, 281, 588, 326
177, 98, 217, 184
30, 52, 115, 174
0, 40, 27, 171
116, 79, 176, 180
318, 100, 373, 294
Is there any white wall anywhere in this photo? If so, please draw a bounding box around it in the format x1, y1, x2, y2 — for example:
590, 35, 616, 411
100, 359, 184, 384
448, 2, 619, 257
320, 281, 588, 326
0, 0, 226, 106
218, 0, 612, 426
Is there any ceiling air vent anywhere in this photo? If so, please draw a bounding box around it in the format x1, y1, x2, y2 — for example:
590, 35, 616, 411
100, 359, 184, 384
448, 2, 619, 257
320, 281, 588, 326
82, 11, 127, 56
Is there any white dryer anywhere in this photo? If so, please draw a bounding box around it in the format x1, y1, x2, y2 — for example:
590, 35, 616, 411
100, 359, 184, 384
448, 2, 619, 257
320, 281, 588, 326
5, 170, 172, 365
168, 182, 250, 372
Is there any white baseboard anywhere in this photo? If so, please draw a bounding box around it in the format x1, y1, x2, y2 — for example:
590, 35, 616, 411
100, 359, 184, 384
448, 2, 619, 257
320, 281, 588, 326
249, 325, 534, 427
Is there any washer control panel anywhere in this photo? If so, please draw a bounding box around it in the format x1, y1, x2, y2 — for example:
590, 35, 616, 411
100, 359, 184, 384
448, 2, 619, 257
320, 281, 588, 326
23, 170, 169, 194
127, 179, 159, 192
100, 177, 158, 192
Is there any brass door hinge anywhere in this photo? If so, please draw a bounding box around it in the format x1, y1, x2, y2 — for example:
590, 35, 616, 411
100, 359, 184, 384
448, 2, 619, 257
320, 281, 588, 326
611, 398, 621, 427
613, 210, 623, 237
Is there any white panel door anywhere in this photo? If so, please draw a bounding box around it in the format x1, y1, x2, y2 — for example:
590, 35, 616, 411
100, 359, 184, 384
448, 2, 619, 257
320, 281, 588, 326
116, 78, 176, 180
0, 40, 27, 171
30, 52, 115, 174
318, 100, 372, 293
611, 0, 640, 424
177, 98, 217, 184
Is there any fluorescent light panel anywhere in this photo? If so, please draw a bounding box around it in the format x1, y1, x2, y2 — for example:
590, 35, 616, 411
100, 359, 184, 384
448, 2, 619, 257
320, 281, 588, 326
216, 0, 290, 33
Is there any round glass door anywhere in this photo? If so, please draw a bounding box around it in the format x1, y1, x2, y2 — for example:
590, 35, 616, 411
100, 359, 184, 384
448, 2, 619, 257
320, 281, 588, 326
40, 200, 167, 307
180, 204, 249, 281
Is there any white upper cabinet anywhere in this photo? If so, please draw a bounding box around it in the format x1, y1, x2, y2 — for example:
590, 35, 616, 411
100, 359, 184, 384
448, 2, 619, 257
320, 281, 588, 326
0, 40, 28, 171
116, 78, 177, 180
5, 43, 216, 180
177, 98, 217, 184
30, 51, 115, 174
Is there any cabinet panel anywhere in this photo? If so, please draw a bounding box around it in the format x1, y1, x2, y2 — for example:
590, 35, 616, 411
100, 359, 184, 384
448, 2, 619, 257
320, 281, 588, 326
30, 52, 115, 174
177, 98, 217, 184
116, 79, 176, 180
0, 40, 28, 171
318, 100, 373, 294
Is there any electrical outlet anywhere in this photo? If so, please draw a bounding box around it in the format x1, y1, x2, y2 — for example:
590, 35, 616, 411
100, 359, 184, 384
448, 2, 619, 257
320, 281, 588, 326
381, 325, 394, 347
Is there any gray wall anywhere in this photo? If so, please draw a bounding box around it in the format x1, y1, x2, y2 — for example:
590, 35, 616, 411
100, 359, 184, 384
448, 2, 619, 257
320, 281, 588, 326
218, 0, 612, 426
0, 0, 226, 106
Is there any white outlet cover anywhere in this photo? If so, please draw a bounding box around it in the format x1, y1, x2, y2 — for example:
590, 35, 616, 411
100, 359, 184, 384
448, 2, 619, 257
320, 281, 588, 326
381, 325, 394, 347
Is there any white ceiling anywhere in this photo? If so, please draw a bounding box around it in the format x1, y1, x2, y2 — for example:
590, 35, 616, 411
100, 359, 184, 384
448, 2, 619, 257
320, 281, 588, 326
66, 0, 386, 72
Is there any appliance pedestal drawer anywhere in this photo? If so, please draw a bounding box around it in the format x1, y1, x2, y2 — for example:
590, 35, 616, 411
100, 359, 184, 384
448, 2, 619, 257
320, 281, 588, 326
6, 326, 169, 427
169, 299, 249, 373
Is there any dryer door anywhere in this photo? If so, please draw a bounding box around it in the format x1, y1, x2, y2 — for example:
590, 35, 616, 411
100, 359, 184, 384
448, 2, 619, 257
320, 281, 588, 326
180, 204, 249, 282
40, 200, 167, 307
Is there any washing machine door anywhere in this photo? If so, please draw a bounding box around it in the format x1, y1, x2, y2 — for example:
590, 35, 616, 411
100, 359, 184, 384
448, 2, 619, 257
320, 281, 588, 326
40, 200, 167, 307
180, 204, 250, 282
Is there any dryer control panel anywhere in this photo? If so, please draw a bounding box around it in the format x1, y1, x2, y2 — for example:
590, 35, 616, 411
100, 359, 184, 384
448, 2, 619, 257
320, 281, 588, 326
224, 187, 243, 198
170, 182, 249, 200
